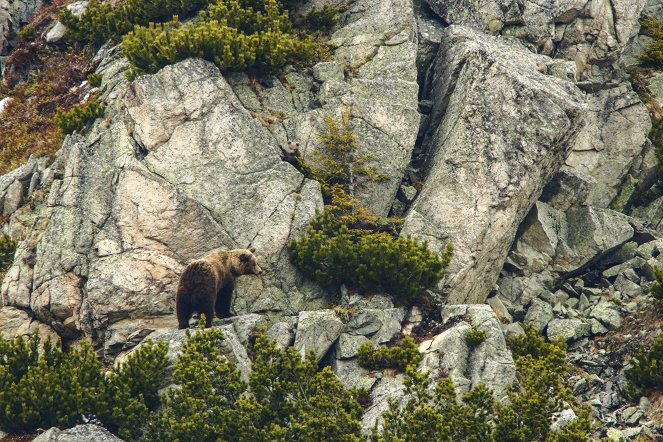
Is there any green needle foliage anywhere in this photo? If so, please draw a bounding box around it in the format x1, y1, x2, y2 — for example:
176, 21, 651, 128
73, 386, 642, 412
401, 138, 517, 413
144, 324, 363, 441
54, 98, 106, 135
289, 110, 453, 301
649, 266, 663, 305
464, 326, 487, 347
641, 16, 663, 69
357, 337, 423, 373
0, 233, 17, 273
60, 0, 214, 45
122, 0, 319, 80
0, 333, 168, 438
626, 326, 663, 394
373, 327, 590, 441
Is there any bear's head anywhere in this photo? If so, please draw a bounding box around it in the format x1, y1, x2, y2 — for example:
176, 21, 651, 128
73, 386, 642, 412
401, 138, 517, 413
232, 247, 263, 276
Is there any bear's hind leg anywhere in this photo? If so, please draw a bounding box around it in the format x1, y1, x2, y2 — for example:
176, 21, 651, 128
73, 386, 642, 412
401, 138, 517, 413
200, 294, 216, 328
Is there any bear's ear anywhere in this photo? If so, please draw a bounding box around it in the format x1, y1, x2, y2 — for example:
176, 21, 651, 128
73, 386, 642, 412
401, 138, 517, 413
240, 253, 252, 262
249, 247, 256, 253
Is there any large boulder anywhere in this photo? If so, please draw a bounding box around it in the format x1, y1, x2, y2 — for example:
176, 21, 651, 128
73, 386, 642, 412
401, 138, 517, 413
402, 26, 585, 304
1, 58, 323, 348
419, 304, 517, 399
564, 84, 654, 209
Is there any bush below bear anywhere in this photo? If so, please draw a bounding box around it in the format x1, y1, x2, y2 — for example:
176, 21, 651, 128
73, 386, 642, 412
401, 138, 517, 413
176, 248, 262, 329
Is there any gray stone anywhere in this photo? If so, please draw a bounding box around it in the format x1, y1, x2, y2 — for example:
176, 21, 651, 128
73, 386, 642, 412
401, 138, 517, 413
565, 85, 652, 209
45, 21, 66, 43
639, 396, 651, 412
487, 295, 512, 323
335, 333, 370, 359
524, 298, 554, 333
32, 425, 122, 442
344, 308, 406, 344
331, 358, 376, 391
401, 26, 585, 304
550, 407, 577, 431
360, 374, 407, 433
0, 156, 48, 216
1, 58, 325, 346
590, 302, 622, 330
590, 319, 609, 336
425, 0, 645, 83
423, 305, 517, 399
546, 318, 591, 342
312, 62, 344, 82
290, 0, 420, 217
540, 166, 594, 212
266, 321, 294, 351
623, 406, 643, 425
294, 310, 345, 361
501, 322, 525, 339
614, 274, 643, 298
606, 427, 626, 441
398, 184, 417, 203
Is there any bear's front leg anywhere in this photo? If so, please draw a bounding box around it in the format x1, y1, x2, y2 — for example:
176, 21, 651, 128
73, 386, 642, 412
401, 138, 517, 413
215, 283, 234, 319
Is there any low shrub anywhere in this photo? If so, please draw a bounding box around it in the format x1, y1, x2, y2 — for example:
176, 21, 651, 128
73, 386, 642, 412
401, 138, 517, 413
54, 98, 106, 135
641, 16, 663, 69
374, 328, 590, 441
60, 0, 213, 45
87, 73, 102, 87
122, 0, 320, 80
0, 234, 17, 273
626, 326, 663, 393
289, 209, 452, 300
144, 325, 363, 441
464, 326, 487, 347
0, 333, 168, 438
649, 266, 663, 305
357, 337, 423, 372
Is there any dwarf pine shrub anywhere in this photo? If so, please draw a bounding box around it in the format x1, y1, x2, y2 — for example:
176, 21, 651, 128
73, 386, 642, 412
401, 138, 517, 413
464, 325, 487, 347
0, 333, 168, 437
60, 0, 214, 44
144, 325, 363, 441
0, 233, 17, 273
374, 329, 590, 441
54, 98, 106, 135
122, 0, 319, 80
641, 16, 663, 69
357, 336, 423, 373
649, 266, 663, 305
626, 326, 663, 393
288, 110, 453, 301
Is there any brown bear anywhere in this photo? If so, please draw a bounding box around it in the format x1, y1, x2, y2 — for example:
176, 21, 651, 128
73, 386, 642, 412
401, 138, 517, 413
175, 248, 262, 329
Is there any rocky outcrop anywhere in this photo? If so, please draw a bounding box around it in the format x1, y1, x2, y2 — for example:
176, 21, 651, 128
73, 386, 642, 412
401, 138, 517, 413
1, 58, 324, 346
402, 25, 586, 304
419, 304, 517, 399
564, 85, 655, 210
0, 0, 42, 56
425, 0, 646, 84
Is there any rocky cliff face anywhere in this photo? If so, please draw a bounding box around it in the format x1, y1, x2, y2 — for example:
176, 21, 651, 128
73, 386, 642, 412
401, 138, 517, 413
2, 0, 663, 438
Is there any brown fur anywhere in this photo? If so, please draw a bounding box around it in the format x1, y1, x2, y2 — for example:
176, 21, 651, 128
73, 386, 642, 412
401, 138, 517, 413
175, 248, 262, 329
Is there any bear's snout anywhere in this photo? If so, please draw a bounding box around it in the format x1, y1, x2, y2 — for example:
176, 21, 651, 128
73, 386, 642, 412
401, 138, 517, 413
255, 265, 263, 275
